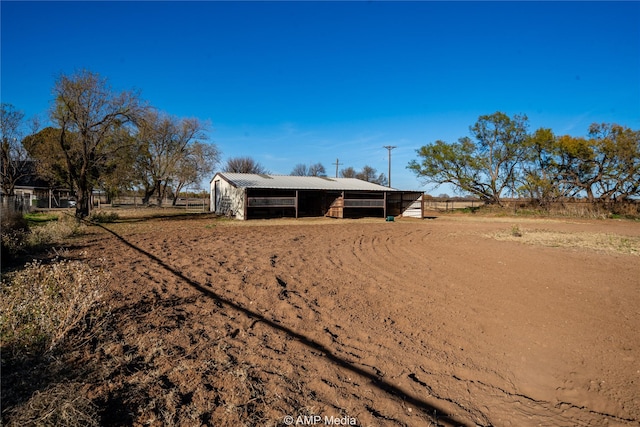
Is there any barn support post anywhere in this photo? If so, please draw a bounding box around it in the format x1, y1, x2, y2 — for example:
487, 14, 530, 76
384, 191, 387, 218
243, 188, 248, 220
295, 190, 299, 219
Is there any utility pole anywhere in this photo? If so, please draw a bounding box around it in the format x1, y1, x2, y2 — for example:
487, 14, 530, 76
383, 146, 396, 188
333, 158, 342, 178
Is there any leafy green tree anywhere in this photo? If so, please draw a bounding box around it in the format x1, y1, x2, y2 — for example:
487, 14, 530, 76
587, 123, 640, 201
520, 127, 564, 206
408, 112, 529, 204
22, 127, 69, 189
551, 124, 640, 202
553, 134, 601, 201
47, 70, 143, 218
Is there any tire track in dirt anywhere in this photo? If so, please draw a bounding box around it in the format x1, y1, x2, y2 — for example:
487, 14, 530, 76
273, 224, 498, 424
81, 218, 640, 426
95, 222, 471, 426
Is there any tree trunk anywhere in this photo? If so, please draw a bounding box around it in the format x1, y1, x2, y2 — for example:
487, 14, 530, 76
75, 186, 91, 219
156, 181, 163, 207
141, 183, 155, 206
172, 182, 186, 206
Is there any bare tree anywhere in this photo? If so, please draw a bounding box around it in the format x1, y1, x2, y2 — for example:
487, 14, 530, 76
224, 156, 267, 174
291, 162, 326, 176
290, 163, 308, 176
339, 166, 357, 178
357, 165, 387, 186
308, 162, 326, 177
47, 70, 143, 218
135, 110, 210, 206
340, 165, 387, 185
172, 141, 220, 205
1, 104, 31, 196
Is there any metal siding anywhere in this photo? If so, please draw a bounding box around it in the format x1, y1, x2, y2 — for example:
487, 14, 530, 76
217, 173, 405, 192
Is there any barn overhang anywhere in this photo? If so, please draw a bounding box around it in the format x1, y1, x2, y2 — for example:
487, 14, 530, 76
210, 173, 423, 220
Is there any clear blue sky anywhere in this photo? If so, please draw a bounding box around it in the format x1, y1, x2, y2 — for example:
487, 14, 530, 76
2, 1, 639, 193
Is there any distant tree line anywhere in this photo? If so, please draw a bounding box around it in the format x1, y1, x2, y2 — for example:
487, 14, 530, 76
289, 162, 388, 186
408, 112, 640, 208
222, 158, 388, 186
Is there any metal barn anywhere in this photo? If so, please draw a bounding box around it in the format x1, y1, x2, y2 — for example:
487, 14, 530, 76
210, 173, 422, 220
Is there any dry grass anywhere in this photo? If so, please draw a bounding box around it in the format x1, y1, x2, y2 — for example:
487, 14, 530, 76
88, 210, 120, 223
0, 259, 108, 357
1, 257, 109, 427
1, 212, 85, 265
5, 382, 100, 427
25, 214, 85, 247
491, 226, 640, 256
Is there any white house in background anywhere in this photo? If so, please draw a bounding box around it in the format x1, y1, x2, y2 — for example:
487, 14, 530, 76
209, 172, 422, 220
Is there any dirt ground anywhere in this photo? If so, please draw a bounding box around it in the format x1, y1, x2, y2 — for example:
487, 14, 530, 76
41, 214, 640, 426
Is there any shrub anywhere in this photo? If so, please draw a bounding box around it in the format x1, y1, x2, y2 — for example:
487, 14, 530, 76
1, 213, 84, 265
1, 211, 29, 264
510, 224, 523, 237
1, 208, 28, 230
89, 211, 119, 223
25, 215, 84, 248
0, 259, 107, 358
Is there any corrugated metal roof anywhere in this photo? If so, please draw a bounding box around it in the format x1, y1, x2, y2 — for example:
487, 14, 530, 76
213, 173, 402, 192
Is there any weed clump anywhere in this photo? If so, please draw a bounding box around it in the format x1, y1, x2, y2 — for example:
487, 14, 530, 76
89, 211, 120, 223
1, 213, 83, 266
511, 224, 523, 237
5, 382, 100, 427
1, 211, 29, 264
0, 259, 107, 358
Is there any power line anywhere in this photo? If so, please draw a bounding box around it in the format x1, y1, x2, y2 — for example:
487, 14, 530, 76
332, 158, 342, 178
383, 146, 396, 188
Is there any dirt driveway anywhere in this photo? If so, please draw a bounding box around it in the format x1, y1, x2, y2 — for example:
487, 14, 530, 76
72, 214, 639, 426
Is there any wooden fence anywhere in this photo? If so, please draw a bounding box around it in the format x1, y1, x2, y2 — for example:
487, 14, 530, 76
406, 196, 638, 218
105, 195, 210, 211
401, 196, 484, 217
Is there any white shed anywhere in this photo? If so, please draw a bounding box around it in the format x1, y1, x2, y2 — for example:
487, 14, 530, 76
210, 172, 422, 220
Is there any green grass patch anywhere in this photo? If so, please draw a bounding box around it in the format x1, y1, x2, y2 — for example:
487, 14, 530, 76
24, 212, 59, 225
